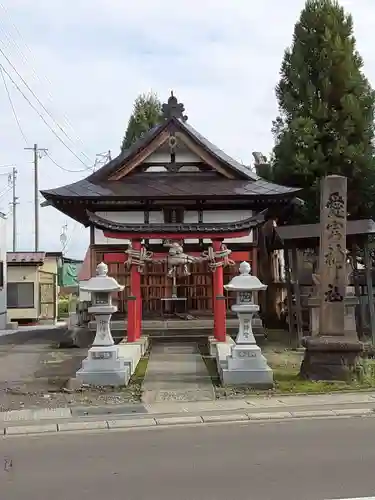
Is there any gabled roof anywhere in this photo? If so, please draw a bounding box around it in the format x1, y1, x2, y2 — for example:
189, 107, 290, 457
87, 115, 258, 183
41, 92, 302, 204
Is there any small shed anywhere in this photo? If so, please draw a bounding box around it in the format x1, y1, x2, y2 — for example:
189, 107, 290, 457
7, 252, 61, 324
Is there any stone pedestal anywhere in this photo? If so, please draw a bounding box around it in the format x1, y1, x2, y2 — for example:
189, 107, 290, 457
77, 345, 131, 386
222, 343, 273, 387
300, 336, 362, 381
308, 288, 358, 338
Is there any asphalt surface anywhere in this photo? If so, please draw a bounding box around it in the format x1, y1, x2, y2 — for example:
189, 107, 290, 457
1, 417, 375, 500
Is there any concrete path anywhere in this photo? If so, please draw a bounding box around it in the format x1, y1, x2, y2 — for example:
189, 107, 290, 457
141, 342, 215, 404
3, 417, 375, 500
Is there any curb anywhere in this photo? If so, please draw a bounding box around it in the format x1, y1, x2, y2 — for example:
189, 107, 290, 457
2, 408, 374, 437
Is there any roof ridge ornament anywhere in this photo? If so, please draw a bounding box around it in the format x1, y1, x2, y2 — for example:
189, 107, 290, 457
162, 91, 188, 122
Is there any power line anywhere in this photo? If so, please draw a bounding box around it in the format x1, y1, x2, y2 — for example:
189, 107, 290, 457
0, 63, 91, 167
46, 152, 93, 173
0, 66, 28, 144
0, 45, 92, 163
0, 3, 92, 160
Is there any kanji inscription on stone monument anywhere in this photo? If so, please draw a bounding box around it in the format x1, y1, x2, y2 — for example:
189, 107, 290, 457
319, 176, 347, 335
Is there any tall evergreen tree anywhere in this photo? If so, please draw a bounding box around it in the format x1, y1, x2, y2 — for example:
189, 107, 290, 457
271, 0, 375, 222
121, 92, 163, 151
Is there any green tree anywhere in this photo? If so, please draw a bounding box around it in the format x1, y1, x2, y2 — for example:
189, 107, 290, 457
121, 92, 163, 151
271, 0, 375, 222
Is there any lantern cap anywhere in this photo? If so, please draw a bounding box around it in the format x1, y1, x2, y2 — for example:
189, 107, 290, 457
80, 262, 124, 293
224, 261, 267, 292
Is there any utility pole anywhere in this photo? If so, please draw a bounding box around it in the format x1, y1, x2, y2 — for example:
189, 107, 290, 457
24, 144, 47, 252
93, 150, 111, 171
9, 167, 18, 251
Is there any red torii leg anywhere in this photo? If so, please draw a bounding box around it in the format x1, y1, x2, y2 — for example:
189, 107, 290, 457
127, 239, 142, 342
212, 240, 226, 342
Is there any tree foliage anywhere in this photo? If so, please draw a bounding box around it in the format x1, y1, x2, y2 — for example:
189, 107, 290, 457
121, 92, 163, 151
271, 0, 375, 222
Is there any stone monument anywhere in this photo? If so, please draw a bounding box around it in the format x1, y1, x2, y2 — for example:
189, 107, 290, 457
220, 261, 273, 387
300, 176, 363, 380
76, 262, 131, 386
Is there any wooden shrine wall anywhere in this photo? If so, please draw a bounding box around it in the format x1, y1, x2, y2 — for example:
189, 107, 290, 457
92, 247, 250, 316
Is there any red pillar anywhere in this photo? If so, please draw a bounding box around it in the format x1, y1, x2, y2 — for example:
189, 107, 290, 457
212, 240, 226, 342
127, 239, 142, 342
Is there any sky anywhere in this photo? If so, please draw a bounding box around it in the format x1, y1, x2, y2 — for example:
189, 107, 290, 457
0, 0, 374, 260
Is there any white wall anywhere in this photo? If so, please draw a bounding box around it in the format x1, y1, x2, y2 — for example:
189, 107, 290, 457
0, 215, 6, 328
94, 211, 144, 245
93, 209, 254, 247
146, 150, 201, 163
202, 210, 253, 243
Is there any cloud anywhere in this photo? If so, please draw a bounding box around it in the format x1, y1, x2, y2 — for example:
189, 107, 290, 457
0, 0, 373, 258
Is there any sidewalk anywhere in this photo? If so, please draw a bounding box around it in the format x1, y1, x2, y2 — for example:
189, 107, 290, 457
1, 391, 375, 436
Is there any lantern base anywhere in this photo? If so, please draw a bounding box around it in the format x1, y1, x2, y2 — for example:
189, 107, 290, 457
220, 344, 273, 388
76, 345, 131, 387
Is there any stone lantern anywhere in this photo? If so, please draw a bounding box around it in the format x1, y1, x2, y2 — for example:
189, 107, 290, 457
222, 261, 273, 387
76, 262, 130, 386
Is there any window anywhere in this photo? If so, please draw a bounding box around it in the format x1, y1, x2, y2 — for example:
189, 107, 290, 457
7, 283, 34, 309
164, 208, 184, 223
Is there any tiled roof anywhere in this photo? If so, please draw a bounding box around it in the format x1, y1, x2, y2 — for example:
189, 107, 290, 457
41, 173, 300, 200
87, 209, 267, 234
40, 94, 302, 203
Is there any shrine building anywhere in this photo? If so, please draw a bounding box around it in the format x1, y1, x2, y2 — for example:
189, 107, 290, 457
41, 93, 301, 343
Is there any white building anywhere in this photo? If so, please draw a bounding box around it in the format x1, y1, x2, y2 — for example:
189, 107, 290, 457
0, 212, 7, 330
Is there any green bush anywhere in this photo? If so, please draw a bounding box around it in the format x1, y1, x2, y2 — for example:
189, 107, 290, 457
58, 299, 69, 318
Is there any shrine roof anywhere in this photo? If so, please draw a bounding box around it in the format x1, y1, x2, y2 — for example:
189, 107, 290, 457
41, 173, 299, 200
41, 92, 302, 204
86, 118, 258, 183
86, 209, 267, 234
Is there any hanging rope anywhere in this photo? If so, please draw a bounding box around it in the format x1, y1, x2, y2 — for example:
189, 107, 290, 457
202, 243, 235, 271
125, 244, 154, 272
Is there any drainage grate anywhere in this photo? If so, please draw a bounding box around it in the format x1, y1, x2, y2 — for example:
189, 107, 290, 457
71, 404, 148, 418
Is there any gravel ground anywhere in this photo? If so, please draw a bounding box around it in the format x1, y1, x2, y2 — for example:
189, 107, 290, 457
0, 329, 143, 412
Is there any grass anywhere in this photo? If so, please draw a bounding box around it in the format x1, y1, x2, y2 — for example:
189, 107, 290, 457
269, 348, 375, 394
115, 350, 150, 400
131, 357, 149, 382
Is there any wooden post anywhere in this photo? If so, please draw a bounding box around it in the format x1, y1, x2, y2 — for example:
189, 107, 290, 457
284, 247, 297, 345
363, 238, 375, 343
212, 240, 226, 342
127, 239, 142, 342
351, 244, 364, 339
133, 239, 142, 340
252, 246, 258, 305
291, 247, 303, 345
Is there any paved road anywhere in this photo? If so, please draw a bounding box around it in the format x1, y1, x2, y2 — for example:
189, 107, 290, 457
1, 417, 375, 500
